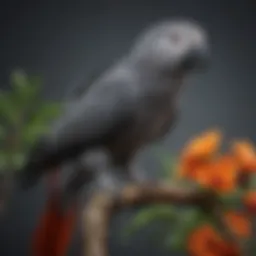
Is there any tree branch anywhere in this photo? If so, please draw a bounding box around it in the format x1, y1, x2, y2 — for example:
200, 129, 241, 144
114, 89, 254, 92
82, 182, 242, 256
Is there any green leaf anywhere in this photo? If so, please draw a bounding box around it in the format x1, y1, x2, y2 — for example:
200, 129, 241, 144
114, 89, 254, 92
0, 151, 9, 170
9, 70, 42, 113
166, 208, 209, 251
28, 75, 42, 89
10, 69, 28, 88
124, 205, 177, 237
249, 174, 256, 189
179, 208, 204, 228
15, 83, 40, 102
21, 102, 62, 147
11, 152, 26, 169
0, 150, 26, 171
164, 228, 186, 251
0, 70, 63, 176
153, 149, 177, 179
220, 189, 244, 208
162, 156, 177, 178
0, 125, 6, 140
22, 124, 49, 146
30, 102, 62, 124
0, 91, 20, 125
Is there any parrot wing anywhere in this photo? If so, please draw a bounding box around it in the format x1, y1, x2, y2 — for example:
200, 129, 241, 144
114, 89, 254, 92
19, 75, 139, 187
53, 77, 138, 157
65, 66, 107, 102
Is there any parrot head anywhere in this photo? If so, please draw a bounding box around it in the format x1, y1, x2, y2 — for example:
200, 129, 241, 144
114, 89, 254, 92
130, 18, 210, 76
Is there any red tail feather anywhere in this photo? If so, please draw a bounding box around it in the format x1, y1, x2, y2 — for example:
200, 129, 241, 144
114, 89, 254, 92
53, 202, 77, 256
32, 194, 62, 256
32, 170, 77, 256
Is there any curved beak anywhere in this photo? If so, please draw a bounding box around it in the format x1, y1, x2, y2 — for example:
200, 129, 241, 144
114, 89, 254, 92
181, 45, 210, 72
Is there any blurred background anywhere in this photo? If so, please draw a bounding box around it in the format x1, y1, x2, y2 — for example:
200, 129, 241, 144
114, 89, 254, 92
0, 0, 255, 255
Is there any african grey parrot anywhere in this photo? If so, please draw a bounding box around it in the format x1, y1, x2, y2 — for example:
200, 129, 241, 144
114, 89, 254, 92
18, 18, 210, 190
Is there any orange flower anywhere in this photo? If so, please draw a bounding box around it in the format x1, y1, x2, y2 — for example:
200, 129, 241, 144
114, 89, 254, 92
177, 157, 210, 180
204, 156, 239, 193
243, 191, 256, 214
187, 225, 239, 256
181, 155, 238, 193
182, 129, 222, 161
191, 162, 214, 186
224, 211, 251, 238
187, 225, 222, 256
231, 140, 256, 172
220, 243, 240, 256
178, 129, 222, 180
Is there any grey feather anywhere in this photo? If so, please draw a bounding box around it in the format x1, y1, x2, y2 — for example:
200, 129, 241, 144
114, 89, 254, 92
19, 18, 210, 188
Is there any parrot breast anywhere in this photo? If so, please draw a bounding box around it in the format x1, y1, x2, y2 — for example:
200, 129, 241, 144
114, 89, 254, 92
106, 78, 179, 166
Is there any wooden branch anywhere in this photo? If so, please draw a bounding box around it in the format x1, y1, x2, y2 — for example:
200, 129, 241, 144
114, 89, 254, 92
82, 182, 242, 256
83, 193, 113, 256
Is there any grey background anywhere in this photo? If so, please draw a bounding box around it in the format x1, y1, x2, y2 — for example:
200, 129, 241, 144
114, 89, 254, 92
0, 0, 255, 255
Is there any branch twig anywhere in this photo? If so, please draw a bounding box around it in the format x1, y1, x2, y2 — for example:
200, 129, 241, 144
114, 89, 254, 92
82, 182, 241, 256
